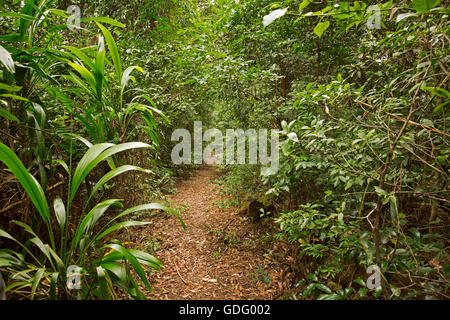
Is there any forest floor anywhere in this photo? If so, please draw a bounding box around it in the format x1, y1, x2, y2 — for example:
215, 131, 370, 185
127, 165, 290, 299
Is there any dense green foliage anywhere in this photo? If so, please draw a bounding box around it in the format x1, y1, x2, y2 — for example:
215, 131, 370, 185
0, 0, 184, 299
1, 0, 448, 300
215, 0, 449, 300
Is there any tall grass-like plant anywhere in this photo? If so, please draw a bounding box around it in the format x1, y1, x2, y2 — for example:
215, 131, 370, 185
0, 142, 184, 299
62, 22, 165, 144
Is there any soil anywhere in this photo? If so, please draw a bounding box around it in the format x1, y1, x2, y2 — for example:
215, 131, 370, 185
127, 165, 288, 299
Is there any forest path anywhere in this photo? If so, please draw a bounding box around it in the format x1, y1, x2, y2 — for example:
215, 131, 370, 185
135, 165, 286, 299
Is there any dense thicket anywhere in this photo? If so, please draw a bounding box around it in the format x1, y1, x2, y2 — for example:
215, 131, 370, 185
215, 0, 449, 300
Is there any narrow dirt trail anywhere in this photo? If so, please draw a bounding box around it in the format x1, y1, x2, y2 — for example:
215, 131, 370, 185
134, 165, 286, 299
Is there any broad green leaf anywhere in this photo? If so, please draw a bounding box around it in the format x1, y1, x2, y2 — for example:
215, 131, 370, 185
313, 21, 330, 38
433, 100, 449, 114
94, 47, 106, 99
0, 83, 21, 92
412, 0, 442, 13
124, 103, 165, 133
103, 243, 152, 293
71, 134, 93, 148
287, 132, 299, 142
101, 261, 128, 283
358, 287, 368, 297
421, 86, 450, 98
299, 0, 312, 11
409, 227, 420, 238
0, 94, 29, 101
83, 17, 125, 28
52, 159, 70, 174
12, 219, 60, 269
5, 281, 32, 295
315, 283, 332, 294
302, 283, 316, 297
19, 0, 37, 42
354, 277, 366, 287
374, 286, 383, 298
318, 293, 341, 300
95, 221, 150, 242
96, 142, 151, 164
374, 186, 387, 196
27, 236, 63, 270
49, 272, 59, 300
139, 96, 169, 120
63, 73, 93, 96
0, 107, 19, 122
396, 12, 417, 22
306, 273, 318, 281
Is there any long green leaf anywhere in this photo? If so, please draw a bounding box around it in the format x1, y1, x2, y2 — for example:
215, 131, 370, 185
129, 249, 162, 270
69, 143, 113, 205
96, 266, 110, 300
83, 17, 126, 28
68, 62, 97, 91
314, 21, 330, 38
87, 165, 150, 205
12, 220, 62, 270
94, 42, 106, 100
95, 221, 150, 242
53, 197, 66, 232
121, 66, 144, 96
0, 45, 15, 73
30, 268, 45, 300
63, 46, 95, 70
0, 12, 37, 21
0, 107, 19, 122
72, 199, 122, 251
103, 243, 152, 293
69, 142, 150, 205
0, 229, 15, 241
101, 261, 127, 284
106, 202, 186, 230
96, 142, 152, 164
0, 143, 50, 224
96, 22, 122, 82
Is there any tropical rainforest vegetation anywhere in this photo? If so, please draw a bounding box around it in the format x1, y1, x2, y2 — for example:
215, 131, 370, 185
0, 0, 448, 300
